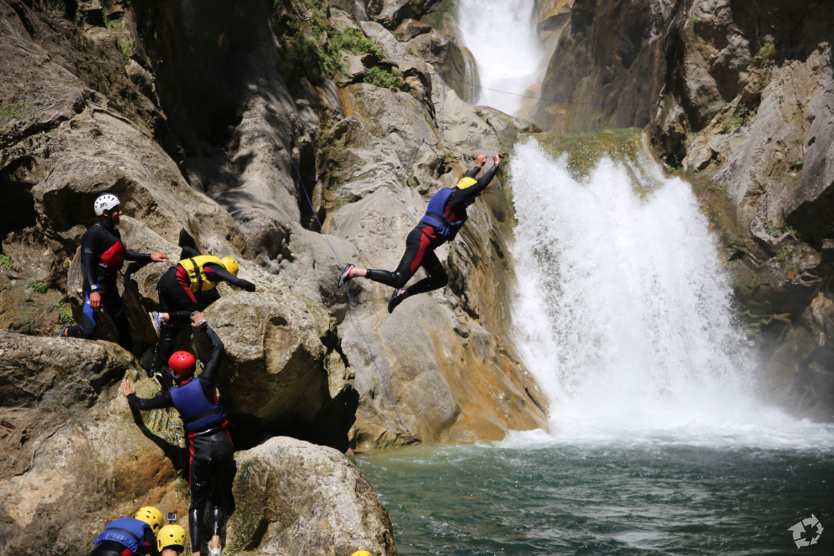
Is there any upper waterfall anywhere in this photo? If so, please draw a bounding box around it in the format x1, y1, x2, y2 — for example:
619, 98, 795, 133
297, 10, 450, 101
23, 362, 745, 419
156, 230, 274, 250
457, 0, 544, 116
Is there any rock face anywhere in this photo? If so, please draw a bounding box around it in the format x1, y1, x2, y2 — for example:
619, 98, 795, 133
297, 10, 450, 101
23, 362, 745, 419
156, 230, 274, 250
535, 0, 834, 417
1, 0, 550, 552
227, 437, 395, 555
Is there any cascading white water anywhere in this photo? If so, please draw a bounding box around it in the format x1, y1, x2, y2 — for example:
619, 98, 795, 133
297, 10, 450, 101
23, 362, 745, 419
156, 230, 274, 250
457, 0, 543, 115
454, 1, 834, 447
507, 140, 834, 447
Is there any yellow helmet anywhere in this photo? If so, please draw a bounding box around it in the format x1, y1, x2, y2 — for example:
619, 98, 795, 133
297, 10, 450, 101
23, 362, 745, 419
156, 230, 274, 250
221, 256, 239, 276
134, 506, 163, 534
351, 551, 373, 556
157, 524, 187, 552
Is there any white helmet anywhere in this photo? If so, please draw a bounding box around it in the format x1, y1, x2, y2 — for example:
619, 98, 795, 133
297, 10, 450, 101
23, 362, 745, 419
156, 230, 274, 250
94, 193, 120, 216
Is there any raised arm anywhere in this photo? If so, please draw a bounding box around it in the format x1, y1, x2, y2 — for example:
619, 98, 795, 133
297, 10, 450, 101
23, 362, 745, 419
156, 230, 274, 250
197, 323, 225, 388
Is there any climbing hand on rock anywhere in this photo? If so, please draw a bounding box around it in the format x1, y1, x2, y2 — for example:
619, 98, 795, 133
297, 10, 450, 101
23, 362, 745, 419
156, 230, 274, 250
241, 280, 256, 292
476, 153, 487, 167
120, 377, 135, 397
493, 153, 501, 166
150, 250, 169, 262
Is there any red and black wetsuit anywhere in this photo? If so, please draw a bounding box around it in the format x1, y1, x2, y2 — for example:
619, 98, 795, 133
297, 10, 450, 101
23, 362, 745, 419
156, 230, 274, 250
128, 325, 234, 554
365, 163, 499, 297
66, 219, 151, 349
155, 246, 255, 370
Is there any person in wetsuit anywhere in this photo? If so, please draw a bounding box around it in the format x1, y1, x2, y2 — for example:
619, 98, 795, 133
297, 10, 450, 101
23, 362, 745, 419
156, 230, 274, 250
338, 153, 501, 313
123, 318, 234, 556
90, 506, 163, 556
64, 193, 168, 349
152, 247, 255, 375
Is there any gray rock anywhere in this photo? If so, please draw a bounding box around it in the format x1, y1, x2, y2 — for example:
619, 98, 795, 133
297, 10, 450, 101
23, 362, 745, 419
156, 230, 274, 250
226, 437, 396, 555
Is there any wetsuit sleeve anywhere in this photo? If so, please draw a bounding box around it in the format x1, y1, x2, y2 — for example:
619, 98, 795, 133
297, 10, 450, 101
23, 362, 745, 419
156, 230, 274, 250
81, 228, 102, 288
460, 163, 499, 201
128, 390, 173, 410
204, 263, 256, 291
125, 248, 152, 263
198, 324, 225, 390
464, 165, 481, 179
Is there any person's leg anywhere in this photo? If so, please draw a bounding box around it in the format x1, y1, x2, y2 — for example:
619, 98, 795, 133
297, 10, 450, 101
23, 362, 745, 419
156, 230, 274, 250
401, 249, 448, 297
189, 437, 213, 556
344, 227, 427, 289
207, 432, 236, 553
156, 267, 197, 370
65, 289, 97, 338
103, 289, 131, 351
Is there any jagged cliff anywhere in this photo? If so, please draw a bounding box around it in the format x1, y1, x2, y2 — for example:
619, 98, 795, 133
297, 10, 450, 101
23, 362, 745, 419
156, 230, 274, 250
535, 0, 834, 417
0, 0, 546, 554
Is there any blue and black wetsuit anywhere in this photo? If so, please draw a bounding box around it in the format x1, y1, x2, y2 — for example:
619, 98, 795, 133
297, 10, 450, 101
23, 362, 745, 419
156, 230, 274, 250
66, 219, 151, 349
128, 325, 234, 554
364, 163, 499, 298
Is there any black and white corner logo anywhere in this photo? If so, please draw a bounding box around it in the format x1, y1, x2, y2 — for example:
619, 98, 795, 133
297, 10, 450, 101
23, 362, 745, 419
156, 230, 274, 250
788, 515, 824, 549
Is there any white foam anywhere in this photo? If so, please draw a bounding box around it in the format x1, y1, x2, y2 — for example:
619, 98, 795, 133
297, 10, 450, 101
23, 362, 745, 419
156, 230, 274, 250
456, 0, 544, 115
507, 139, 834, 450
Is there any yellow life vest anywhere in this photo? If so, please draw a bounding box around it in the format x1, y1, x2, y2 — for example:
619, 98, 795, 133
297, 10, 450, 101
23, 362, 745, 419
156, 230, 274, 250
456, 176, 478, 189
179, 255, 224, 292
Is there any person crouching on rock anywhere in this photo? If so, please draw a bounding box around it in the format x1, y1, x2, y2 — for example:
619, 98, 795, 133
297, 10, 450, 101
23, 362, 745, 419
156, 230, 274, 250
338, 153, 501, 313
90, 506, 163, 556
151, 248, 255, 377
62, 193, 168, 349
122, 316, 234, 556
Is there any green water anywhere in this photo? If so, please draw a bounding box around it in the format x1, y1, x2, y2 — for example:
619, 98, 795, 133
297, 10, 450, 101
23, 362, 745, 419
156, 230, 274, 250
357, 439, 834, 555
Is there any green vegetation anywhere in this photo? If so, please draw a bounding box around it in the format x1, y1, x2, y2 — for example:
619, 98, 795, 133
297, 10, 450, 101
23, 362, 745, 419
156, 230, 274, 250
363, 66, 402, 89
273, 0, 384, 81
30, 281, 49, 294
534, 128, 643, 179
57, 303, 75, 325
722, 105, 750, 134
755, 39, 776, 64
0, 255, 12, 270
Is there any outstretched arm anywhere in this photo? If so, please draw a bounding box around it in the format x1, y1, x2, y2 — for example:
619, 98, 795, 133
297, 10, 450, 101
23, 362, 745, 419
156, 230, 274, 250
123, 377, 174, 410
203, 263, 256, 291
128, 401, 188, 474
459, 162, 500, 201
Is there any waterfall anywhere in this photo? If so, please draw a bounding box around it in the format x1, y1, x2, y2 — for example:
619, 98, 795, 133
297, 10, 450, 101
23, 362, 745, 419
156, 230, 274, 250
506, 140, 834, 447
457, 0, 543, 115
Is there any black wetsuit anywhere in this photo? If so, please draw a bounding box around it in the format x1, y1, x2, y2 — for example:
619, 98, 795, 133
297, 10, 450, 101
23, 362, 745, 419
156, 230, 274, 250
89, 529, 158, 556
155, 247, 255, 370
128, 325, 235, 554
66, 219, 151, 349
365, 163, 499, 297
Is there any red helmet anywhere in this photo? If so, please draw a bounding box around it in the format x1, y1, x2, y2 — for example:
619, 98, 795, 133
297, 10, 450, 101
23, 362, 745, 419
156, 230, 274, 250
168, 351, 196, 377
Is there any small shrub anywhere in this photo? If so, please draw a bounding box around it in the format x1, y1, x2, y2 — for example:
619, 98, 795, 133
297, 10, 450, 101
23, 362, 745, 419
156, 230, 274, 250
363, 66, 401, 89
30, 281, 49, 294
721, 105, 750, 134
57, 303, 75, 325
0, 255, 12, 270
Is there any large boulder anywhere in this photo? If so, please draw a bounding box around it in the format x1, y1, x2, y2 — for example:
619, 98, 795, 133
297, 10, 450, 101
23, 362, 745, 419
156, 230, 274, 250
226, 437, 396, 555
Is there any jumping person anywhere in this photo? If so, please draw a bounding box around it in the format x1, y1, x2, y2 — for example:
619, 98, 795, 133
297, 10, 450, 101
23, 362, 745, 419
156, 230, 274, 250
63, 193, 168, 349
152, 248, 255, 375
338, 153, 501, 313
90, 506, 163, 556
123, 317, 234, 556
